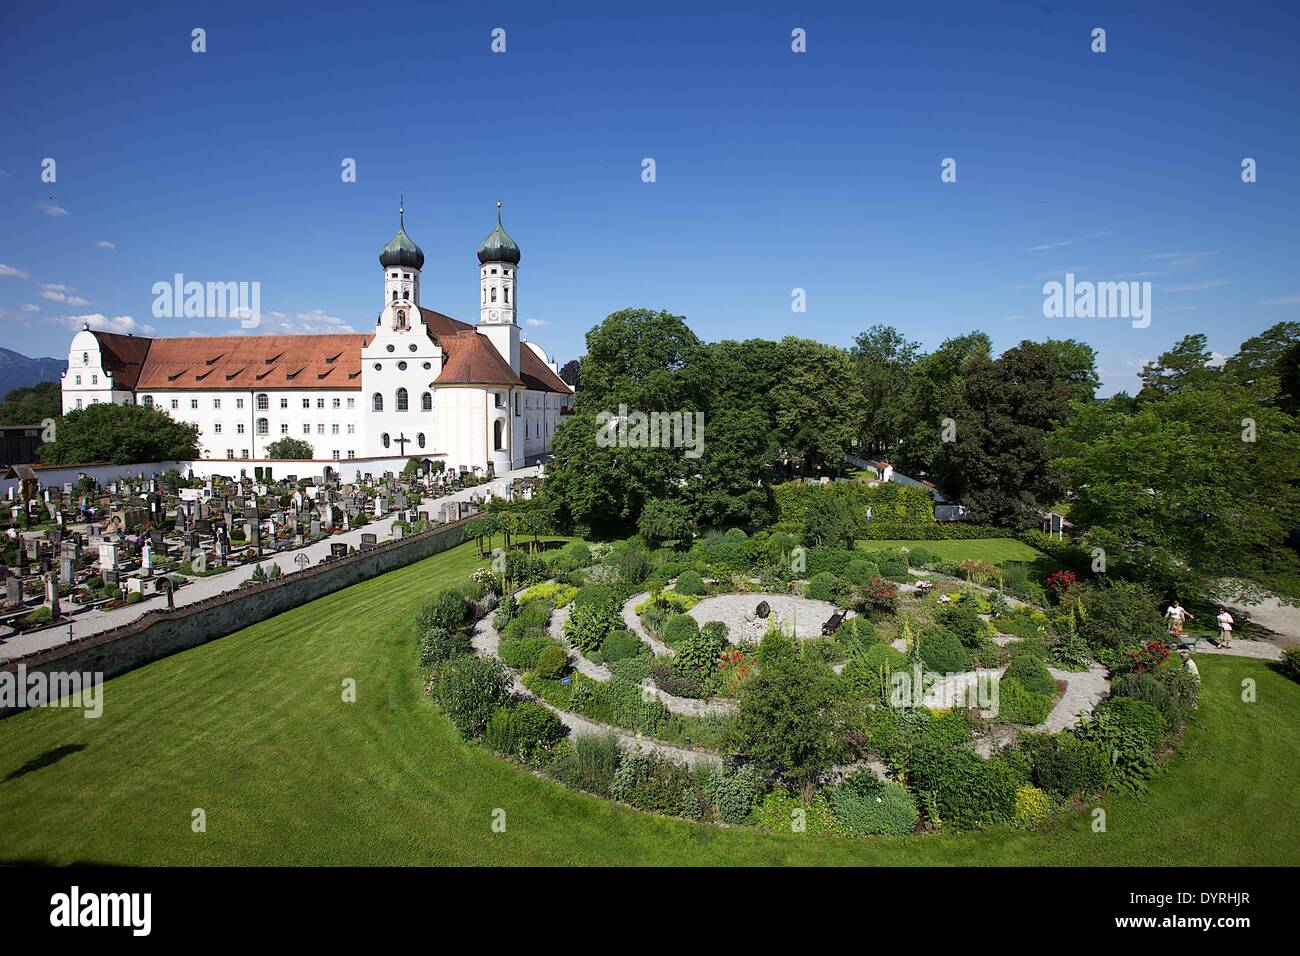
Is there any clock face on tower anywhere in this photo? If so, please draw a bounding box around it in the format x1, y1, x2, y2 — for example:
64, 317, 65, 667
489, 310, 499, 323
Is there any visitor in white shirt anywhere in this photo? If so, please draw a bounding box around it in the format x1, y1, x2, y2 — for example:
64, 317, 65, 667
1216, 608, 1235, 649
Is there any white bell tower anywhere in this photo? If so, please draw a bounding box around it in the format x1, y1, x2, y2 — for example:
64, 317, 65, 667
476, 201, 521, 372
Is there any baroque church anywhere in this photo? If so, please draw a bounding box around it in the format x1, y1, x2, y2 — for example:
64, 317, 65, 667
59, 204, 573, 478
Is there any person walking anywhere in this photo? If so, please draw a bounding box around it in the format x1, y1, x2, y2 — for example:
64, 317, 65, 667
1164, 600, 1193, 634
1216, 607, 1235, 649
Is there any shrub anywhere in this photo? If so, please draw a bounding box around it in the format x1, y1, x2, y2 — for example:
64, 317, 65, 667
419, 625, 471, 667
860, 577, 900, 615
806, 571, 838, 602
1279, 646, 1300, 684
499, 634, 553, 670
706, 763, 766, 824
611, 749, 694, 815
661, 613, 700, 647
995, 677, 1054, 725
830, 776, 919, 836
1077, 581, 1166, 654
1014, 786, 1052, 827
937, 603, 990, 649
918, 626, 972, 673
835, 616, 882, 654
1003, 652, 1056, 696
1019, 732, 1109, 799
843, 559, 880, 585
573, 582, 619, 613
907, 743, 1020, 829
905, 547, 938, 569
492, 593, 517, 631
617, 548, 651, 587
1072, 708, 1159, 793
416, 589, 471, 636
599, 629, 645, 662
876, 551, 908, 578
535, 643, 570, 679
561, 541, 592, 567
1110, 665, 1199, 732
485, 701, 566, 760
517, 581, 579, 608
1096, 695, 1169, 753
843, 644, 907, 702
431, 655, 512, 739
564, 602, 623, 654
674, 569, 706, 596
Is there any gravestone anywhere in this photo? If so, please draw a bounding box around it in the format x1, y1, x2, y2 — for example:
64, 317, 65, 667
359, 533, 378, 550
330, 543, 348, 560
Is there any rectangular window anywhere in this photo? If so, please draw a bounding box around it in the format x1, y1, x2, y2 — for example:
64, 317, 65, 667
303, 424, 310, 434
346, 397, 355, 409
331, 424, 339, 434
332, 450, 339, 459
170, 399, 179, 409
241, 449, 249, 459
214, 398, 222, 409
91, 375, 98, 385
75, 375, 81, 385
347, 450, 355, 459
75, 398, 83, 409
347, 424, 355, 434
317, 424, 325, 434
303, 398, 310, 409
214, 423, 222, 434
236, 423, 245, 434
236, 398, 245, 409
280, 397, 288, 409
280, 423, 289, 434
316, 398, 325, 409
227, 449, 234, 459
332, 398, 341, 409
191, 399, 199, 409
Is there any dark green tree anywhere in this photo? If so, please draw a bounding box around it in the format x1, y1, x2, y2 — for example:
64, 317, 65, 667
265, 437, 315, 459
39, 402, 200, 465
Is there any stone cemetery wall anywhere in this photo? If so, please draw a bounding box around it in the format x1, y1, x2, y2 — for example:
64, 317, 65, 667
0, 518, 469, 716
0, 460, 189, 498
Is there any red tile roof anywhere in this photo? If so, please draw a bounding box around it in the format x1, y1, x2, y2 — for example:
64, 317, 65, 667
90, 331, 153, 390
419, 308, 475, 337
519, 345, 573, 394
135, 334, 370, 390
435, 331, 523, 387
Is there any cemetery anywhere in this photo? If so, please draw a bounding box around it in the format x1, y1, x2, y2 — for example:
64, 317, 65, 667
0, 459, 511, 653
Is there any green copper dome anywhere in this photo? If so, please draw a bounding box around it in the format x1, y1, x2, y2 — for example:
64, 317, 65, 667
477, 203, 521, 265
380, 206, 425, 270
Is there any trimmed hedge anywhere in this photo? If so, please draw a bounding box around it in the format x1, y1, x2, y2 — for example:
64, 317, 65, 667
773, 480, 935, 527
857, 523, 1010, 540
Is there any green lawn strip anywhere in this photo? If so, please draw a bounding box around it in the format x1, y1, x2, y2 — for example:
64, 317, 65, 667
1, 536, 1296, 866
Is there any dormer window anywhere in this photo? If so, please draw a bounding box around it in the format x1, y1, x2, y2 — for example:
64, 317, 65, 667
82, 352, 89, 364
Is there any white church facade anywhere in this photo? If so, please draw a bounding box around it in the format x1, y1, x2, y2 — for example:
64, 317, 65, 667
59, 204, 572, 479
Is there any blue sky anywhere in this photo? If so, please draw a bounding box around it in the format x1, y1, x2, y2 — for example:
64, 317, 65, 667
2, 0, 1298, 395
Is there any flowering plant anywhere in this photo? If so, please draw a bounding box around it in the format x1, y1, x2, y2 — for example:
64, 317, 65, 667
1044, 570, 1079, 596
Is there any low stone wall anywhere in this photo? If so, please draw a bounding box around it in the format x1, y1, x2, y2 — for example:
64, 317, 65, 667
0, 518, 469, 716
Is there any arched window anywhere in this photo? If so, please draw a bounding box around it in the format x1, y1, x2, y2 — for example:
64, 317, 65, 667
82, 352, 89, 365
142, 395, 154, 408
503, 287, 509, 304
397, 309, 406, 328
392, 290, 398, 301
490, 287, 497, 303
382, 433, 390, 448
256, 418, 269, 435
417, 432, 425, 449
402, 290, 409, 300
421, 391, 432, 411
372, 393, 383, 412
256, 393, 269, 410
493, 419, 504, 451
396, 387, 408, 411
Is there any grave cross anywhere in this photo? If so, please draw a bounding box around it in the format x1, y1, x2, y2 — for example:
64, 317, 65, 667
393, 433, 411, 456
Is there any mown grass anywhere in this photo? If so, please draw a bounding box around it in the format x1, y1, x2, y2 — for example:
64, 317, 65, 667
1, 538, 1296, 866
856, 537, 1047, 566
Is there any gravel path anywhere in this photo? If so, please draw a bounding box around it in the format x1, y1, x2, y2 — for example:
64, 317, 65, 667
468, 615, 722, 768
686, 592, 850, 641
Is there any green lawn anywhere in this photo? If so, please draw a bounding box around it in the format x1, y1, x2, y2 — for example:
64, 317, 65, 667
1, 537, 1297, 865
857, 537, 1048, 566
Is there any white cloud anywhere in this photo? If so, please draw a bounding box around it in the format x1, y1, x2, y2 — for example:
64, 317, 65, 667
96, 240, 116, 251
249, 309, 355, 334
65, 295, 91, 307
1261, 294, 1300, 306
1208, 351, 1229, 368
38, 201, 69, 216
1025, 239, 1075, 252
59, 313, 156, 336
21, 304, 40, 312
40, 289, 67, 302
524, 318, 549, 327
0, 263, 31, 279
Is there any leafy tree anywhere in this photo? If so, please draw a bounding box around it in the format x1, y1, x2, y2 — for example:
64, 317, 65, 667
850, 324, 919, 455
265, 437, 315, 459
731, 631, 838, 783
933, 342, 1072, 527
637, 497, 696, 546
1137, 334, 1217, 400
895, 332, 991, 476
1040, 338, 1101, 405
771, 337, 863, 472
802, 493, 856, 549
39, 401, 200, 464
558, 358, 581, 390
1050, 378, 1300, 601
0, 381, 60, 425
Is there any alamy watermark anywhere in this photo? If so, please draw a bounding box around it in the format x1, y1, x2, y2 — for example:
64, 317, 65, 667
889, 663, 1001, 718
595, 404, 705, 458
0, 664, 103, 717
1042, 272, 1151, 329
152, 273, 261, 328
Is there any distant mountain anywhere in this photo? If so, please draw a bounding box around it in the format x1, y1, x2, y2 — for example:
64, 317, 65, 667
0, 346, 65, 401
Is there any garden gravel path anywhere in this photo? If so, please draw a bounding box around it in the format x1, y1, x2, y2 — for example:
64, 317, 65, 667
468, 615, 722, 768
548, 604, 734, 717
685, 592, 851, 640
621, 592, 672, 656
